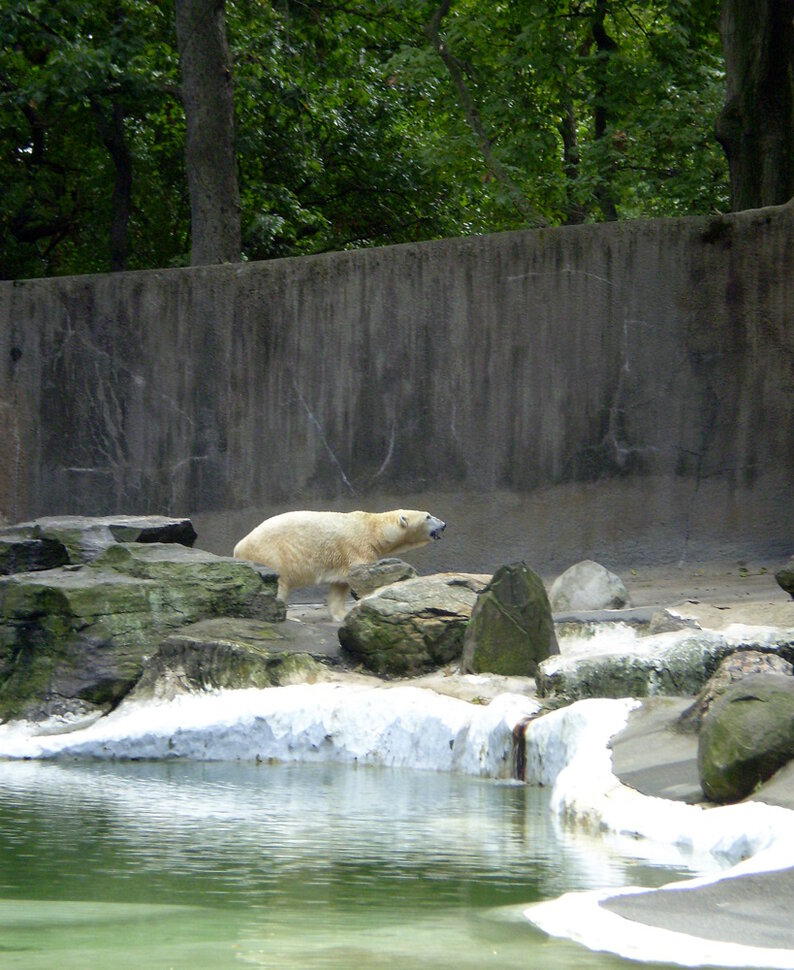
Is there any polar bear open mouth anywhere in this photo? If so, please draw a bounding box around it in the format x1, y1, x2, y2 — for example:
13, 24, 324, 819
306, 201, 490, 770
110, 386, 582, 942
430, 523, 446, 540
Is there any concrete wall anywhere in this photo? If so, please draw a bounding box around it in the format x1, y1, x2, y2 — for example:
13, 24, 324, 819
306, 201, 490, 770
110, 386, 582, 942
1, 202, 793, 572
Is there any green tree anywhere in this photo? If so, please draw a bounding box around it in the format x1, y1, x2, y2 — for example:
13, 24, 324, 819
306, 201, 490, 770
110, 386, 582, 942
0, 0, 187, 279
396, 0, 729, 227
0, 0, 734, 280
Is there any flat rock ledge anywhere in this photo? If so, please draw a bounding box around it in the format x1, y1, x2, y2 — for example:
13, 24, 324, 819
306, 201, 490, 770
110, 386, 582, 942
538, 626, 794, 702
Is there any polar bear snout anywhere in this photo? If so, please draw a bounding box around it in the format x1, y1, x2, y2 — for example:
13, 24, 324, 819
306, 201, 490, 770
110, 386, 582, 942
428, 515, 446, 540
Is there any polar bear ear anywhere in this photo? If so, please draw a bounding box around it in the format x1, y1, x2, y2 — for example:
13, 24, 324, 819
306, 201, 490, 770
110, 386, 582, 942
399, 514, 408, 528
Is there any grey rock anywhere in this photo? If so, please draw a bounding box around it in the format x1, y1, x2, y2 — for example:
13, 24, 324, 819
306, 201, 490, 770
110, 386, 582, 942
0, 534, 69, 575
698, 672, 794, 803
462, 562, 559, 677
0, 515, 197, 573
131, 617, 328, 701
648, 610, 701, 635
338, 573, 486, 677
537, 630, 794, 703
677, 650, 794, 734
550, 560, 631, 612
776, 557, 794, 599
348, 558, 417, 599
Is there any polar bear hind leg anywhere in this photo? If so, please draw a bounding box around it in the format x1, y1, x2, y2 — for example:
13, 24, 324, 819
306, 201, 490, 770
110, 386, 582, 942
327, 582, 350, 622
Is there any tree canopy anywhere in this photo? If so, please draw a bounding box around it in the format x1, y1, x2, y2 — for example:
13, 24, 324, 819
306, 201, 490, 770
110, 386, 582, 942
0, 0, 736, 279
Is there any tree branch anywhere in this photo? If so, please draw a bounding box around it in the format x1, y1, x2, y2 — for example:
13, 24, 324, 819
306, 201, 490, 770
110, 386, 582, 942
424, 0, 547, 227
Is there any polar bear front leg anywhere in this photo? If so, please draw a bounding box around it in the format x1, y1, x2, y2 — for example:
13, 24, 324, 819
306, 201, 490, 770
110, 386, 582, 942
277, 578, 290, 607
327, 582, 350, 622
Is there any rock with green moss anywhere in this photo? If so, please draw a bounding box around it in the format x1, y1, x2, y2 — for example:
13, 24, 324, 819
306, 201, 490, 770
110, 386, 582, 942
338, 573, 486, 677
536, 632, 793, 702
677, 650, 794, 733
0, 543, 283, 721
0, 515, 197, 573
698, 672, 794, 803
776, 557, 794, 599
131, 617, 329, 701
461, 562, 559, 677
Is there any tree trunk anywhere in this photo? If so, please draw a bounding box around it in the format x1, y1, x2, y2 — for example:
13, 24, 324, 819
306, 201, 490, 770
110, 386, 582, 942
591, 0, 618, 221
92, 99, 132, 272
175, 0, 241, 264
560, 100, 587, 225
716, 0, 794, 210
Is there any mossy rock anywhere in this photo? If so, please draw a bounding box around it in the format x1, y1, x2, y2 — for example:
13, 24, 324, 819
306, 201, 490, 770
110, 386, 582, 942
461, 562, 559, 677
0, 545, 284, 721
338, 573, 485, 677
0, 515, 198, 572
132, 617, 327, 701
776, 557, 794, 599
536, 633, 779, 702
698, 672, 794, 803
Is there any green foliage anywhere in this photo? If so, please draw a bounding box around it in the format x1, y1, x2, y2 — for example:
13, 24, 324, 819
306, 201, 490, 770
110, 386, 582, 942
0, 0, 729, 279
0, 0, 187, 278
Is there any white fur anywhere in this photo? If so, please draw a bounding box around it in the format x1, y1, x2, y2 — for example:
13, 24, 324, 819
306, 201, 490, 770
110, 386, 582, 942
233, 509, 445, 620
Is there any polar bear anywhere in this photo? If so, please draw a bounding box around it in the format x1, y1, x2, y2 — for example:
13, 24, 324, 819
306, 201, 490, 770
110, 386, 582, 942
233, 509, 446, 620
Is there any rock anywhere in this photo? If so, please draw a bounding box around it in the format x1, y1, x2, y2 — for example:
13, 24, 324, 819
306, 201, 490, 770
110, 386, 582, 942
93, 543, 284, 621
338, 573, 487, 677
0, 533, 69, 575
648, 610, 700, 635
0, 515, 197, 573
677, 650, 794, 734
698, 672, 794, 803
549, 560, 631, 612
536, 630, 793, 702
461, 562, 559, 677
776, 557, 794, 599
131, 617, 328, 701
348, 558, 417, 599
0, 544, 284, 721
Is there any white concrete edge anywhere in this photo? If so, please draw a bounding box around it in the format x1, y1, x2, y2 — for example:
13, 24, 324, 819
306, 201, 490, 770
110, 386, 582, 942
4, 682, 794, 965
522, 697, 794, 967
524, 889, 794, 969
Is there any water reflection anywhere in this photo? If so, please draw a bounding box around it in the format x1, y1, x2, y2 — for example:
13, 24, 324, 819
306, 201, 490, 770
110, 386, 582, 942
0, 761, 702, 968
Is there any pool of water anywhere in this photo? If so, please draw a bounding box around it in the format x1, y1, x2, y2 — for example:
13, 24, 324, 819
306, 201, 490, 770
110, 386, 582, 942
0, 760, 707, 969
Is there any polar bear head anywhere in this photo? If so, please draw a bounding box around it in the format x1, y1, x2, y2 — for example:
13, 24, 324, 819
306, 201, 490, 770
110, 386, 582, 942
376, 509, 445, 556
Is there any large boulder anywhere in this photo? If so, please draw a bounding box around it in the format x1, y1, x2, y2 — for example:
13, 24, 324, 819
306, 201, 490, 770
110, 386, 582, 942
461, 562, 559, 677
131, 617, 328, 701
348, 558, 417, 599
338, 573, 486, 677
0, 543, 283, 721
0, 515, 197, 574
698, 673, 794, 803
537, 630, 794, 703
677, 650, 794, 733
776, 557, 794, 599
550, 560, 631, 612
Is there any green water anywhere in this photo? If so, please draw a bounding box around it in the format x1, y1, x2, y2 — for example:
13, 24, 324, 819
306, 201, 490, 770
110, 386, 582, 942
0, 760, 704, 969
